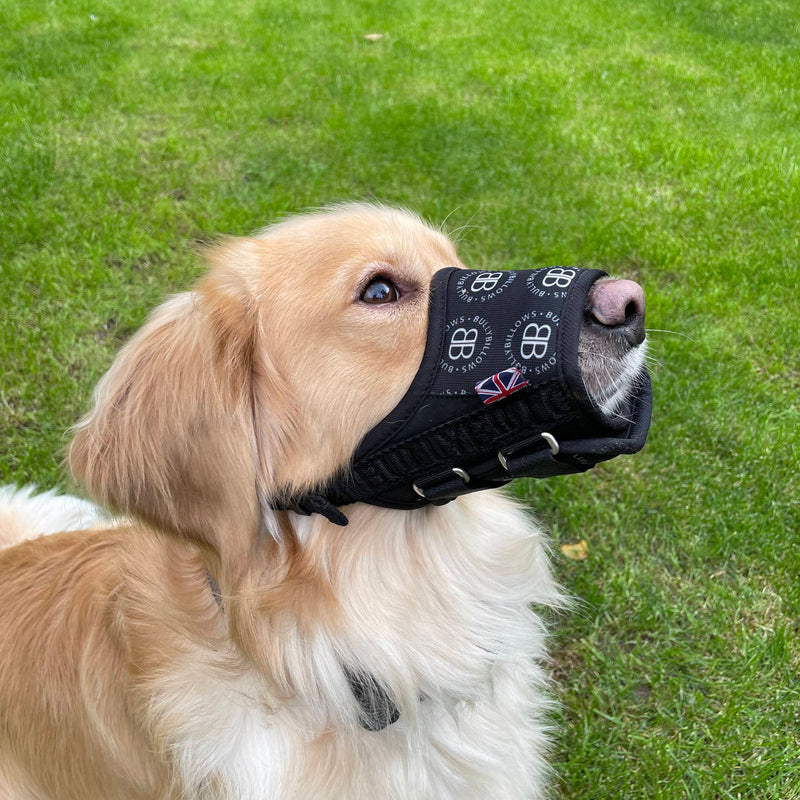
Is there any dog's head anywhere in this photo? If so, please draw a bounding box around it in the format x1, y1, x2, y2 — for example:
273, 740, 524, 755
69, 205, 646, 557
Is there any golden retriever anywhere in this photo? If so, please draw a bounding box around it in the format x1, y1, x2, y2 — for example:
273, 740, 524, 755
0, 204, 647, 800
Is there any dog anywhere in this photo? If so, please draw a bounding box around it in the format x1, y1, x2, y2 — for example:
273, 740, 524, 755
0, 204, 647, 799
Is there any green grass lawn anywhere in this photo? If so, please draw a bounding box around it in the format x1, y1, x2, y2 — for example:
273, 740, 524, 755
2, 0, 799, 796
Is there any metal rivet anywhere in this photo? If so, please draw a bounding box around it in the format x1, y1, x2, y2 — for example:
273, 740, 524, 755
497, 450, 509, 470
412, 482, 426, 498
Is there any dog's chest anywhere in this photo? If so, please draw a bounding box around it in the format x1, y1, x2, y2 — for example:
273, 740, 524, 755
173, 497, 557, 799
179, 645, 547, 800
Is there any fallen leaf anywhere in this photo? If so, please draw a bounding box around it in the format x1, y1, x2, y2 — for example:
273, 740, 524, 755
560, 539, 589, 561
364, 33, 384, 42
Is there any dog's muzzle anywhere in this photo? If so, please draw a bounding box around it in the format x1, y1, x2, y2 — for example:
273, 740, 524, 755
276, 267, 653, 526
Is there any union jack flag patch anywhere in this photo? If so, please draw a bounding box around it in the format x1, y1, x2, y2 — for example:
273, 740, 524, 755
474, 367, 529, 405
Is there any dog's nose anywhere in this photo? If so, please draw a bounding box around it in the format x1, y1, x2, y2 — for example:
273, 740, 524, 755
587, 279, 646, 346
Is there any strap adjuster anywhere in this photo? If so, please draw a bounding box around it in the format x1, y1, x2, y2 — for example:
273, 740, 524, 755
412, 466, 470, 499
498, 431, 560, 471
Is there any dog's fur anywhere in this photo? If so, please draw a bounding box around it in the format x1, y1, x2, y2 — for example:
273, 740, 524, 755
0, 205, 646, 800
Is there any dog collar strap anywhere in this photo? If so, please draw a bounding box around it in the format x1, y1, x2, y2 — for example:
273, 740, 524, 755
275, 266, 652, 525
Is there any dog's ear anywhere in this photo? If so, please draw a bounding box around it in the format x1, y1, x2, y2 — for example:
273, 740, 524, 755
69, 239, 294, 556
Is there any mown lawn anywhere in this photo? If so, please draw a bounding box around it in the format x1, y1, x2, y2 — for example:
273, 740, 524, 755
2, 1, 799, 797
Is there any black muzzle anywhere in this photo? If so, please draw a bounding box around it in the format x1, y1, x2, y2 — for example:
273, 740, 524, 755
276, 267, 652, 526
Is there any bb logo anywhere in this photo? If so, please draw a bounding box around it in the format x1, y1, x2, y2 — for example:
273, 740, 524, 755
448, 328, 479, 360
456, 270, 515, 303
470, 272, 504, 292
520, 323, 551, 359
541, 268, 576, 289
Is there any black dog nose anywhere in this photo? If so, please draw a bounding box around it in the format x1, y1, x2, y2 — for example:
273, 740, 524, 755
587, 279, 646, 346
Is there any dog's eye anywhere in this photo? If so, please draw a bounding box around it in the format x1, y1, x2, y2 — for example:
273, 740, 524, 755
360, 276, 400, 305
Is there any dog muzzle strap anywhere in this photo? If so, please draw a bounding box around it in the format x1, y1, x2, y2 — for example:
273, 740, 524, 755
275, 266, 653, 525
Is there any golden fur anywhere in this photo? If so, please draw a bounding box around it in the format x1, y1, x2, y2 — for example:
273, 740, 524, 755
0, 205, 644, 799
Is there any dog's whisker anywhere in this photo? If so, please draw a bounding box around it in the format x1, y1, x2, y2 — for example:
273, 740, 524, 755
449, 223, 483, 245
443, 209, 483, 245
438, 204, 468, 232
645, 327, 692, 340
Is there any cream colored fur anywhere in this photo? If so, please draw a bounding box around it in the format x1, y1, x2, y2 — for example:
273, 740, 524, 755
0, 485, 106, 548
0, 205, 644, 799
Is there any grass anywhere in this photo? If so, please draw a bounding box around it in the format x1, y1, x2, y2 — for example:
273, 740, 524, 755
1, 0, 799, 796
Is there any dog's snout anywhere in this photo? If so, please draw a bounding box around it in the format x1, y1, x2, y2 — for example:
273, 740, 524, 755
587, 279, 646, 346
